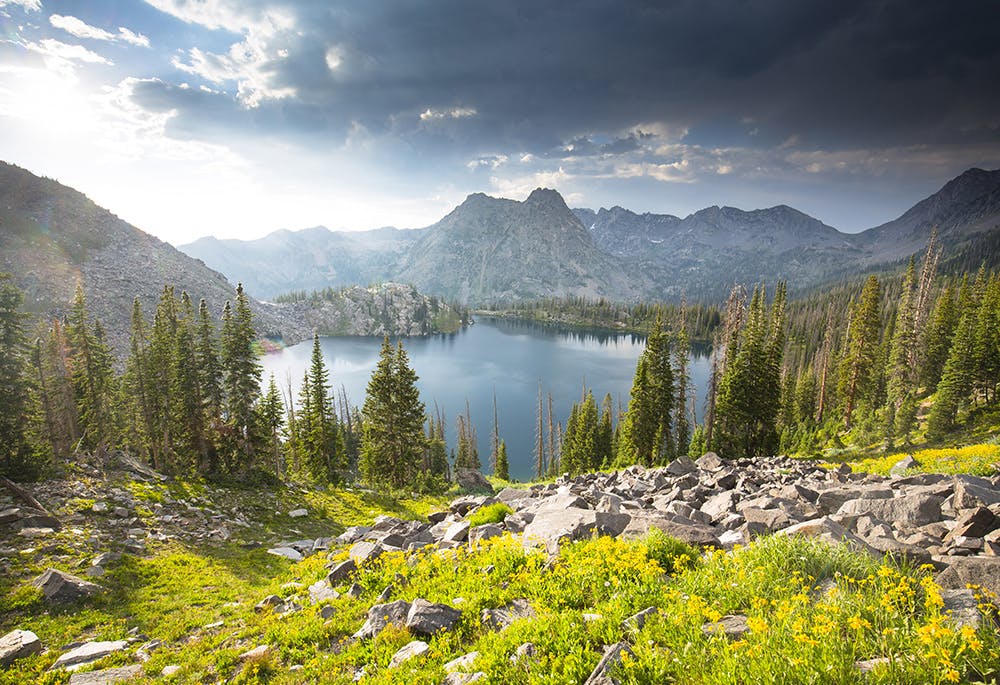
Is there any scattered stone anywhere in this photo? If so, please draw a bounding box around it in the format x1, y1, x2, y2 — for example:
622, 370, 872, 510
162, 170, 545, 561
941, 588, 982, 629
388, 640, 429, 668
255, 595, 286, 612
775, 517, 880, 558
344, 583, 364, 598
309, 579, 339, 603
702, 615, 749, 640
444, 651, 479, 672
67, 665, 142, 685
455, 468, 494, 493
405, 598, 462, 634
32, 568, 101, 603
266, 547, 303, 562
327, 559, 358, 584
481, 599, 536, 631
514, 643, 536, 660
238, 645, 272, 662
348, 541, 383, 565
443, 520, 471, 543
935, 556, 1000, 599
0, 629, 43, 666
320, 605, 336, 620
622, 606, 659, 632
288, 508, 308, 518
53, 640, 129, 670
855, 657, 890, 674
161, 664, 181, 676
584, 642, 634, 685
354, 600, 411, 639
889, 455, 920, 476
445, 673, 486, 684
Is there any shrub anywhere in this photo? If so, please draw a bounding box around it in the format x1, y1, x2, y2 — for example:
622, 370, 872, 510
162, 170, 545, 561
468, 502, 513, 526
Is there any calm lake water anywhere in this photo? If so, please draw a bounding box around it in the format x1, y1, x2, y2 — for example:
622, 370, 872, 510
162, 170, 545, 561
261, 317, 711, 481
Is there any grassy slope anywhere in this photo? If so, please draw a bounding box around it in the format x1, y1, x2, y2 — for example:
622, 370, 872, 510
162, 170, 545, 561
2, 471, 999, 684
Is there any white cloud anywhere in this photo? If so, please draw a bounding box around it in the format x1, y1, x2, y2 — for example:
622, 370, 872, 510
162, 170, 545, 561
420, 106, 477, 121
50, 14, 151, 47
171, 31, 295, 107
23, 38, 112, 78
117, 27, 151, 48
50, 14, 115, 41
466, 154, 508, 170
325, 46, 342, 71
610, 159, 694, 183
0, 0, 40, 11
490, 167, 576, 199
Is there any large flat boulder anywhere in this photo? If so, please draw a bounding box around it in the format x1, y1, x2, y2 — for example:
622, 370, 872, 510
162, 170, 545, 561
32, 569, 101, 603
775, 517, 880, 558
935, 556, 1000, 599
53, 640, 129, 670
353, 600, 411, 639
405, 599, 462, 635
836, 494, 943, 526
0, 629, 43, 666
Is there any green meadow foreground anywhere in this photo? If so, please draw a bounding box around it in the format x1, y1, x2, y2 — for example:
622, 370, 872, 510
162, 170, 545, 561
2, 448, 1000, 685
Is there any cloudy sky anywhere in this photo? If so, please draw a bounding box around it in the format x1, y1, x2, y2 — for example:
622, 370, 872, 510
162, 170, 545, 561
1, 0, 999, 244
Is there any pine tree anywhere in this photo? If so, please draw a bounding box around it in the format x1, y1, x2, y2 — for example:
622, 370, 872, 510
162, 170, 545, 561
123, 297, 156, 466
886, 259, 918, 443
618, 315, 674, 466
927, 310, 978, 439
838, 275, 881, 429
195, 299, 223, 431
0, 275, 38, 479
258, 373, 286, 477
359, 338, 427, 489
672, 307, 691, 458
495, 439, 509, 481
299, 332, 342, 482
65, 283, 117, 454
454, 401, 480, 471
919, 282, 958, 391
220, 284, 262, 473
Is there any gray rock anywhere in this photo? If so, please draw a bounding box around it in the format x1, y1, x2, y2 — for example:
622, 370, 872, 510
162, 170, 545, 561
941, 588, 982, 629
946, 506, 998, 541
444, 651, 479, 672
326, 559, 357, 584
443, 520, 471, 543
855, 657, 890, 674
32, 568, 101, 603
775, 517, 880, 558
455, 468, 494, 493
935, 556, 1000, 599
700, 491, 736, 521
354, 600, 411, 639
348, 541, 383, 565
621, 512, 721, 548
836, 494, 943, 527
583, 642, 634, 685
405, 598, 462, 635
622, 606, 659, 632
0, 629, 43, 666
445, 673, 486, 684
266, 547, 303, 561
53, 640, 129, 670
288, 508, 308, 518
665, 456, 697, 476
702, 614, 749, 639
67, 665, 142, 684
481, 599, 535, 631
954, 479, 1000, 509
388, 640, 428, 668
695, 452, 724, 470
889, 455, 920, 476
468, 523, 503, 545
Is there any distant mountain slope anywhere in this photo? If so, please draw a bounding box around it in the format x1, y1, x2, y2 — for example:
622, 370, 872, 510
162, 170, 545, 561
0, 163, 462, 354
180, 225, 422, 300
577, 204, 862, 300
397, 188, 647, 304
0, 162, 298, 353
856, 168, 1000, 264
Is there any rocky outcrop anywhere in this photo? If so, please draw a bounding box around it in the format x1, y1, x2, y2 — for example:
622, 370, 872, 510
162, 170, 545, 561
32, 569, 101, 604
0, 629, 43, 666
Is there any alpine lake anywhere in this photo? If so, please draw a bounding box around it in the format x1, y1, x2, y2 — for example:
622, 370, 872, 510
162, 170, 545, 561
261, 316, 712, 481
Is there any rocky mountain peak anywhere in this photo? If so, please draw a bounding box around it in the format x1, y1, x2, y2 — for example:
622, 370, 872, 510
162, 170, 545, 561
524, 187, 568, 210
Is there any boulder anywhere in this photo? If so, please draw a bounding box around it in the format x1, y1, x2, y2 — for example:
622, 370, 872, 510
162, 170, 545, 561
348, 541, 383, 565
836, 494, 943, 527
443, 520, 471, 543
775, 517, 880, 558
481, 599, 535, 631
353, 600, 411, 639
326, 559, 357, 584
935, 556, 1000, 599
702, 614, 749, 639
32, 568, 101, 603
941, 588, 982, 630
388, 640, 428, 668
444, 651, 479, 672
695, 452, 724, 471
266, 547, 303, 561
67, 665, 143, 684
583, 642, 634, 685
288, 508, 308, 518
622, 606, 659, 633
945, 507, 999, 541
621, 512, 721, 548
0, 629, 43, 666
53, 640, 129, 670
953, 478, 1000, 509
889, 455, 920, 476
405, 598, 462, 635
445, 673, 486, 684
468, 523, 503, 545
455, 468, 494, 494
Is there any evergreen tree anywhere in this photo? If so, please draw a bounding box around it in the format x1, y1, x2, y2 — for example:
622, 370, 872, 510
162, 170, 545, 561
618, 315, 674, 466
838, 275, 882, 429
220, 284, 262, 472
494, 439, 509, 481
920, 282, 958, 391
123, 297, 156, 466
927, 310, 978, 439
299, 332, 342, 482
359, 338, 427, 489
454, 401, 480, 471
687, 423, 707, 458
195, 298, 223, 434
886, 259, 919, 443
0, 275, 38, 479
65, 283, 117, 454
258, 373, 286, 477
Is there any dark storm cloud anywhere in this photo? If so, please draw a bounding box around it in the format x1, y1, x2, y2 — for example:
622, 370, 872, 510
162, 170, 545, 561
138, 0, 1000, 165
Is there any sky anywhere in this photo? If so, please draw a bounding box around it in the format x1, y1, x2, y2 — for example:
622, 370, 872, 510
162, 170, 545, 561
1, 1, 999, 245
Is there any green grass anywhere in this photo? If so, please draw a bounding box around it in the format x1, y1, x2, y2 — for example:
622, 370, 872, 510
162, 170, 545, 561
831, 444, 1000, 477
3, 521, 998, 684
468, 502, 513, 526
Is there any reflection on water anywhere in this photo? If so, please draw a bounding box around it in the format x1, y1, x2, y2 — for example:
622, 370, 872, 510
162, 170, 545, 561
261, 316, 712, 481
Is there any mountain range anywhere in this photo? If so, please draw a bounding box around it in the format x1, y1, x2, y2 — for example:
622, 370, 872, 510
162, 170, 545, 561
180, 168, 1000, 304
